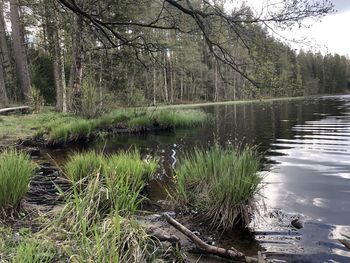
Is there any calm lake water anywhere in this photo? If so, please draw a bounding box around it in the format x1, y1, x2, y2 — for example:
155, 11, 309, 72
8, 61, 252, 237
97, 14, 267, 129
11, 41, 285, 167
52, 95, 350, 262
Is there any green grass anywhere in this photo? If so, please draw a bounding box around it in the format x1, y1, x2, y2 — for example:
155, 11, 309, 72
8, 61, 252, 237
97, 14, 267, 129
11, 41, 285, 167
47, 109, 208, 143
65, 151, 105, 182
65, 149, 158, 215
154, 109, 208, 128
0, 110, 77, 144
12, 238, 56, 263
127, 109, 208, 128
175, 144, 262, 231
0, 149, 36, 214
55, 150, 160, 261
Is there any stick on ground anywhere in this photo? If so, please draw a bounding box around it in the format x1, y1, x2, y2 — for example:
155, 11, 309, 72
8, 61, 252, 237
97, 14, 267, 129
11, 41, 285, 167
164, 213, 263, 263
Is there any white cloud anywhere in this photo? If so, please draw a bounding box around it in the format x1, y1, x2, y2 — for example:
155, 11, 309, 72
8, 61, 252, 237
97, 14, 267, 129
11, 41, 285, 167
225, 0, 350, 56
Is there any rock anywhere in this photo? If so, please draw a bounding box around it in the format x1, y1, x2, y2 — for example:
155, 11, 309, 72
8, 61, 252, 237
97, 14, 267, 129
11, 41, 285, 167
291, 218, 304, 229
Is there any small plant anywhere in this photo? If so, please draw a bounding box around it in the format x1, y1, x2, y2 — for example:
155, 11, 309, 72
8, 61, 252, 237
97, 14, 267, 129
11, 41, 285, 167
0, 149, 36, 214
81, 76, 100, 118
29, 85, 45, 113
175, 144, 262, 231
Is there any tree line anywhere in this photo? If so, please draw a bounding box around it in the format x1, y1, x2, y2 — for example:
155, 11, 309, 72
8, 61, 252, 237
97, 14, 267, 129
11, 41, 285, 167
0, 0, 347, 112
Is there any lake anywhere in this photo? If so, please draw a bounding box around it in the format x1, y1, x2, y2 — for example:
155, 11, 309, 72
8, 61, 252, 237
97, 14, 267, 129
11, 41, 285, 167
52, 95, 350, 262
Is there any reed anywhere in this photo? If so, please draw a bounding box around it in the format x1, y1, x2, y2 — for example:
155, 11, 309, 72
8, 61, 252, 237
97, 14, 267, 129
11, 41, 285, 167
175, 144, 262, 231
0, 149, 36, 214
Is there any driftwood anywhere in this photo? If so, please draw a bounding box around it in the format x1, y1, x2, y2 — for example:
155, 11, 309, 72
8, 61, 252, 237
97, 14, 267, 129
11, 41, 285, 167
0, 106, 29, 115
149, 227, 181, 246
339, 233, 350, 250
164, 213, 265, 263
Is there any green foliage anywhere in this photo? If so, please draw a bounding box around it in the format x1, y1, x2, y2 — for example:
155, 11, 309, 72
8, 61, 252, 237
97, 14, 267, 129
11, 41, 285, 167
0, 149, 36, 214
175, 144, 262, 231
28, 48, 56, 105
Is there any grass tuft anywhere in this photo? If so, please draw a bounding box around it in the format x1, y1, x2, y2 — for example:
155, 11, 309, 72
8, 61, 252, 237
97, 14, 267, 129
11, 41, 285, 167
0, 149, 36, 214
175, 144, 262, 231
65, 150, 158, 215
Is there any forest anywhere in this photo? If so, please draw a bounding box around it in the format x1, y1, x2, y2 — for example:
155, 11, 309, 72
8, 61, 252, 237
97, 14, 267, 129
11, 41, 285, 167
0, 0, 348, 112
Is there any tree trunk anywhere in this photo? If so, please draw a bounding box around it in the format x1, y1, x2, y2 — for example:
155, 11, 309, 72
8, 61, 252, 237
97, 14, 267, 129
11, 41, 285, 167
68, 15, 84, 111
0, 1, 7, 105
153, 64, 156, 105
0, 56, 7, 106
9, 0, 31, 101
163, 51, 168, 104
0, 1, 11, 78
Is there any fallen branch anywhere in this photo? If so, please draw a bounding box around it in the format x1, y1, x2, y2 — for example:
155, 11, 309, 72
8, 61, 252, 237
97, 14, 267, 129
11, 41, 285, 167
0, 106, 29, 115
339, 239, 350, 250
164, 213, 263, 262
149, 227, 181, 247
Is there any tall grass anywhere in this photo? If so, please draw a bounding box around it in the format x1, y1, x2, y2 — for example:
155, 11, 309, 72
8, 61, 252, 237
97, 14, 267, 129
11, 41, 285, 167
65, 150, 158, 215
47, 109, 208, 142
65, 151, 105, 182
55, 164, 157, 262
175, 144, 262, 231
0, 149, 36, 214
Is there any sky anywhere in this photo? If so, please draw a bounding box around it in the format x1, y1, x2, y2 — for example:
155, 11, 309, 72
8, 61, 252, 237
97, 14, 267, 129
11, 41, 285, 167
226, 0, 350, 56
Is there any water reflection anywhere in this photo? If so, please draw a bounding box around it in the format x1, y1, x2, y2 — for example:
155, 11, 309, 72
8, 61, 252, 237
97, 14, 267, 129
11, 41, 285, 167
50, 95, 350, 262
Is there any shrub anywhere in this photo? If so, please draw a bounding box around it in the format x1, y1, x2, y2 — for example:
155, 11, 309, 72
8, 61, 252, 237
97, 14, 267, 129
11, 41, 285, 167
175, 144, 262, 231
29, 85, 45, 113
0, 149, 36, 214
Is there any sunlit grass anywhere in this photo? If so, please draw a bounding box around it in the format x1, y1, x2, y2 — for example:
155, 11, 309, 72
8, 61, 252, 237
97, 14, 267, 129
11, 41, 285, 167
0, 149, 36, 215
65, 149, 157, 215
175, 144, 262, 231
54, 150, 159, 261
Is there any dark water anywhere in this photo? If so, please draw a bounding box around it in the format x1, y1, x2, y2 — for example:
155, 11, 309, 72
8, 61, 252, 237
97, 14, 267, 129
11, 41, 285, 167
52, 95, 350, 262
